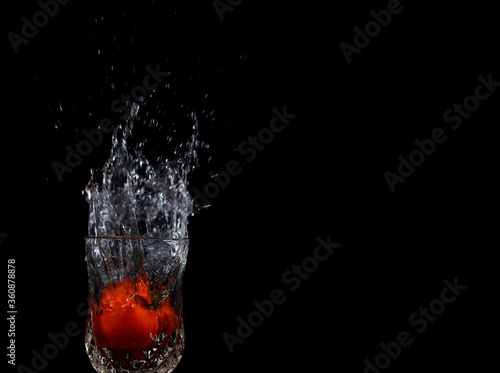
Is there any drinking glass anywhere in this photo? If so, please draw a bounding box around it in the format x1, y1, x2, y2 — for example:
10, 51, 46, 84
85, 236, 188, 373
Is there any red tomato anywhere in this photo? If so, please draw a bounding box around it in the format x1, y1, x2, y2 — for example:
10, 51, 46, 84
94, 276, 180, 362
94, 278, 158, 358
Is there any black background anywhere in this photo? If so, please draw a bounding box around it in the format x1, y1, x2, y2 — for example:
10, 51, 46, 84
1, 0, 498, 372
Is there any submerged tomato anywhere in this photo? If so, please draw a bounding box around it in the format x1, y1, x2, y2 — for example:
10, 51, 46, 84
94, 278, 157, 357
94, 299, 158, 352
93, 276, 179, 361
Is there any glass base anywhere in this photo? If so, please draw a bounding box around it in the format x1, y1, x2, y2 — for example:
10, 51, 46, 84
85, 321, 185, 373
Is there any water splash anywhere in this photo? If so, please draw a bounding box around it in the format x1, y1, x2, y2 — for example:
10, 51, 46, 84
85, 103, 204, 239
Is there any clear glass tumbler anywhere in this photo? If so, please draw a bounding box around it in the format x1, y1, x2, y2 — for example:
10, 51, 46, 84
85, 236, 188, 373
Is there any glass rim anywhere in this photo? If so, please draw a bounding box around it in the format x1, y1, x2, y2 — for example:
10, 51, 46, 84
85, 235, 189, 241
